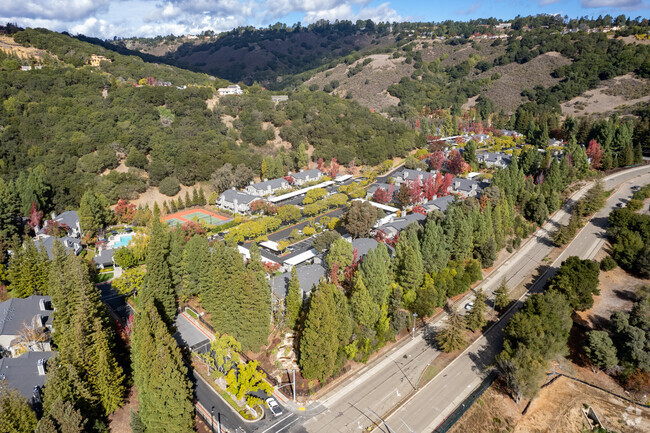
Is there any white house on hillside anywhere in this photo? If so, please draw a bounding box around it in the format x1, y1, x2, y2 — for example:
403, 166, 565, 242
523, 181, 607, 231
218, 85, 243, 96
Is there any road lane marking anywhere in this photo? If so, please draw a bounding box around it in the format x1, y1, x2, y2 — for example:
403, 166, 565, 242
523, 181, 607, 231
259, 413, 295, 433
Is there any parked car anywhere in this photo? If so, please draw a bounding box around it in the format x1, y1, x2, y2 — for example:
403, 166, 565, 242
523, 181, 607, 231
464, 301, 474, 311
266, 397, 282, 417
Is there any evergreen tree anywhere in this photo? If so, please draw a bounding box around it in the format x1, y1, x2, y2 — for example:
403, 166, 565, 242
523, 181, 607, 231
170, 199, 178, 213
132, 305, 195, 433
285, 267, 302, 330
78, 190, 113, 236
622, 143, 635, 166
198, 186, 207, 205
494, 278, 510, 312
36, 399, 86, 433
466, 289, 488, 331
168, 230, 185, 294
436, 308, 467, 353
240, 243, 271, 351
163, 201, 170, 214
141, 218, 175, 325
87, 318, 126, 414
444, 205, 473, 261
8, 237, 48, 297
393, 233, 424, 295
184, 191, 192, 208
421, 219, 449, 273
176, 196, 185, 210
350, 275, 378, 328
299, 282, 339, 382
180, 235, 210, 297
192, 188, 200, 206
0, 381, 38, 433
359, 243, 392, 306
413, 274, 445, 318
584, 330, 618, 372
0, 178, 21, 241
326, 238, 354, 272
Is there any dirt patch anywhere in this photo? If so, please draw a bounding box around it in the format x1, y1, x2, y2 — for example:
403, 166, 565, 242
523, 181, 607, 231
576, 247, 648, 330
305, 54, 409, 113
562, 73, 650, 117
108, 387, 137, 433
130, 182, 212, 209
477, 52, 572, 113
450, 375, 648, 433
0, 35, 55, 61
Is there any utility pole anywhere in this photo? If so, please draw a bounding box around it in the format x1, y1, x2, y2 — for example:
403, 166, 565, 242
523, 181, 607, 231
210, 406, 215, 433
367, 408, 396, 433
412, 313, 418, 339
292, 369, 296, 402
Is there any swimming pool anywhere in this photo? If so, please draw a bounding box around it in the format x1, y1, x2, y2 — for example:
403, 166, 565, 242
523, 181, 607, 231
110, 234, 134, 249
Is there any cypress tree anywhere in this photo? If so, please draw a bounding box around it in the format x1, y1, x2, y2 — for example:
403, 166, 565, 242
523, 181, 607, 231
413, 273, 445, 318
436, 308, 468, 353
421, 219, 449, 273
181, 235, 210, 297
192, 188, 200, 206
466, 289, 488, 331
141, 218, 175, 325
285, 267, 302, 329
240, 243, 271, 351
170, 199, 178, 213
168, 230, 185, 294
494, 278, 510, 312
198, 186, 207, 205
394, 234, 424, 294
359, 243, 392, 306
132, 305, 194, 433
0, 382, 38, 432
176, 196, 184, 210
184, 191, 192, 208
163, 201, 170, 214
350, 275, 378, 328
88, 318, 126, 414
300, 282, 339, 382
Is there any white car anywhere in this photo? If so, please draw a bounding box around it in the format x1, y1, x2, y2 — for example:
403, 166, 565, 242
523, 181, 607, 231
266, 397, 282, 417
464, 301, 474, 311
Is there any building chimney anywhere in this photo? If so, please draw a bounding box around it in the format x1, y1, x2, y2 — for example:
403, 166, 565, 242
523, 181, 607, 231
39, 298, 47, 311
37, 359, 46, 376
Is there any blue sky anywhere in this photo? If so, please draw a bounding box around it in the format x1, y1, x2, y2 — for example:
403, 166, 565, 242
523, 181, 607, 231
0, 0, 648, 39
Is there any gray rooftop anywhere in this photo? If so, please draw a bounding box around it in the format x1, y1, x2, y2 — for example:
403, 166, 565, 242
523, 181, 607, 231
220, 189, 258, 204
383, 212, 426, 232
0, 296, 53, 336
0, 351, 55, 402
173, 313, 210, 352
351, 238, 379, 258
270, 264, 326, 299
52, 210, 79, 230
249, 177, 289, 191
452, 177, 480, 192
94, 248, 114, 267
367, 182, 394, 195
424, 195, 456, 212
36, 236, 82, 259
292, 169, 323, 181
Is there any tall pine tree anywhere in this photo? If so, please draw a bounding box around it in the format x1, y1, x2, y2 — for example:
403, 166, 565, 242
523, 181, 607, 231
285, 267, 302, 330
142, 218, 176, 325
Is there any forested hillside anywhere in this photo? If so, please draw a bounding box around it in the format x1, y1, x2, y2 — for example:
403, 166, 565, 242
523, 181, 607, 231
0, 27, 420, 215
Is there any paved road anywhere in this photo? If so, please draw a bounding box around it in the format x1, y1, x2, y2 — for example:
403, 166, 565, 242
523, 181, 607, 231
376, 165, 650, 433
299, 165, 650, 433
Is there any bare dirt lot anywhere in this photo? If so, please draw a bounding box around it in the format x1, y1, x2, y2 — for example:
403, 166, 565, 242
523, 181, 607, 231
562, 73, 650, 117
450, 375, 648, 433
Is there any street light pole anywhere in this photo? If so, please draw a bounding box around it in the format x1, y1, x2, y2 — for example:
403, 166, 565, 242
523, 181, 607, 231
412, 313, 418, 339
210, 406, 214, 433
367, 408, 396, 433
292, 369, 296, 402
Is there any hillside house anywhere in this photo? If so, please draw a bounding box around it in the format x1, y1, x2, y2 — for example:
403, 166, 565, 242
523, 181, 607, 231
36, 235, 83, 259
375, 212, 426, 239
271, 95, 288, 102
216, 189, 259, 213
38, 210, 81, 238
218, 84, 243, 96
0, 351, 54, 406
291, 169, 323, 186
451, 177, 481, 197
423, 195, 456, 212
270, 263, 326, 302
0, 296, 53, 357
94, 247, 114, 269
391, 168, 434, 185
245, 178, 290, 197
89, 55, 111, 67
477, 152, 511, 168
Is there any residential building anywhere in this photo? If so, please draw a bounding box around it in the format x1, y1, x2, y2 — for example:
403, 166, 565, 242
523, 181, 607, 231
0, 296, 53, 357
270, 263, 326, 302
291, 169, 323, 186
351, 238, 382, 259
217, 84, 243, 96
94, 247, 114, 269
390, 168, 433, 185
20, 65, 32, 71
216, 189, 259, 213
36, 235, 83, 259
471, 134, 491, 144
423, 195, 456, 212
271, 95, 288, 102
375, 212, 426, 239
244, 178, 290, 197
451, 177, 481, 197
477, 152, 511, 168
89, 55, 111, 67
367, 182, 395, 200
38, 210, 82, 238
0, 351, 54, 406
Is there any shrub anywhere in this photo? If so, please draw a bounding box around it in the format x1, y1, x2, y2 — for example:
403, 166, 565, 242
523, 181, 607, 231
627, 199, 643, 212
600, 255, 618, 271
159, 176, 181, 196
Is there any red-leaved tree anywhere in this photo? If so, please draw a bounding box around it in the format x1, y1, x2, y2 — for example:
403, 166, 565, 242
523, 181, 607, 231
28, 202, 43, 230
423, 175, 436, 201
429, 150, 445, 171
115, 199, 137, 223
446, 150, 465, 175
329, 157, 340, 177
373, 186, 394, 204
586, 139, 604, 169
181, 221, 206, 240
439, 173, 454, 196
409, 178, 423, 204
317, 157, 325, 172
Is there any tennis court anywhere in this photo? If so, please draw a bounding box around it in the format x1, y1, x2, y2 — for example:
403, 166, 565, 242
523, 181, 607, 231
164, 208, 231, 226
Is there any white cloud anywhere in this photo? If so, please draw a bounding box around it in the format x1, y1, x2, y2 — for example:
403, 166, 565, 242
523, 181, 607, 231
0, 0, 403, 38
0, 0, 111, 21
538, 0, 561, 6
580, 0, 646, 8
456, 2, 481, 15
